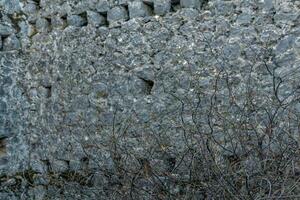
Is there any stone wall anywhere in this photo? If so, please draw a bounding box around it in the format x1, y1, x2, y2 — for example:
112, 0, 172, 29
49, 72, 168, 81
1, 0, 300, 199
1, 0, 208, 52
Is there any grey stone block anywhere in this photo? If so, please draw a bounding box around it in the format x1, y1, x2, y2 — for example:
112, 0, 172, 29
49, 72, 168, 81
96, 0, 110, 14
2, 35, 20, 51
223, 42, 241, 60
0, 157, 8, 168
32, 186, 46, 200
30, 159, 47, 173
67, 15, 87, 27
93, 83, 108, 98
118, 0, 129, 6
134, 65, 155, 81
214, 1, 235, 16
41, 76, 51, 88
87, 0, 98, 9
35, 18, 50, 32
0, 24, 15, 36
2, 0, 21, 14
87, 11, 106, 27
2, 76, 12, 85
236, 13, 252, 26
154, 0, 171, 15
22, 2, 38, 15
18, 21, 33, 37
69, 160, 82, 171
51, 159, 69, 173
33, 174, 50, 185
260, 0, 273, 11
0, 129, 12, 139
129, 1, 153, 19
92, 172, 108, 186
180, 0, 202, 9
0, 193, 17, 200
51, 15, 67, 29
37, 86, 51, 98
275, 35, 295, 54
107, 6, 129, 24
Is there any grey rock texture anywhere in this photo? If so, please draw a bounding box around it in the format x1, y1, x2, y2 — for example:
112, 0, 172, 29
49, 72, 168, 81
87, 11, 106, 27
35, 18, 50, 33
0, 24, 16, 36
180, 0, 203, 8
67, 14, 88, 27
96, 0, 110, 14
107, 6, 129, 25
1, 0, 300, 199
154, 0, 171, 15
128, 1, 153, 18
2, 35, 21, 51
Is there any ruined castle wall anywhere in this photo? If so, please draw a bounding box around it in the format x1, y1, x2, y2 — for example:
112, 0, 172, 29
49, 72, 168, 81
1, 0, 300, 199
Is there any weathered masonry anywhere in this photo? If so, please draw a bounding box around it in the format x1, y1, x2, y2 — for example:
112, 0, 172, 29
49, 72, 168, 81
0, 0, 208, 51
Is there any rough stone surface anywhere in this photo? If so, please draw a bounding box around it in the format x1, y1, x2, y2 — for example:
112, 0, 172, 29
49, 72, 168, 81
2, 35, 21, 51
180, 0, 202, 9
128, 1, 153, 18
67, 15, 87, 27
107, 6, 129, 25
87, 11, 106, 27
0, 24, 15, 36
96, 0, 110, 14
35, 18, 50, 33
1, 0, 300, 199
1, 0, 21, 14
51, 15, 67, 29
154, 0, 172, 15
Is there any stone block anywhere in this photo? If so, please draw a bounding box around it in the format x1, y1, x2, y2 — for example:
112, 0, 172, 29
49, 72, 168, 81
0, 24, 15, 36
32, 186, 46, 200
96, 0, 110, 14
275, 35, 295, 54
154, 0, 171, 15
30, 157, 47, 173
18, 21, 35, 37
107, 6, 129, 24
236, 13, 252, 25
69, 160, 81, 171
118, 0, 129, 6
214, 1, 235, 16
129, 1, 153, 18
67, 15, 87, 27
2, 0, 21, 14
51, 15, 67, 29
51, 159, 69, 173
87, 11, 106, 27
22, 2, 38, 15
2, 35, 20, 51
260, 0, 273, 11
180, 0, 202, 9
35, 18, 50, 32
0, 127, 11, 139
